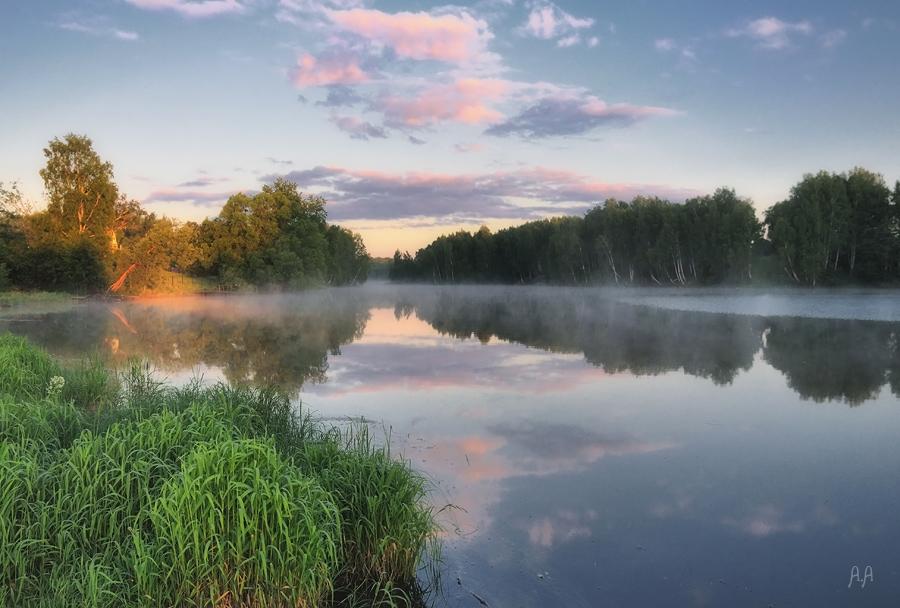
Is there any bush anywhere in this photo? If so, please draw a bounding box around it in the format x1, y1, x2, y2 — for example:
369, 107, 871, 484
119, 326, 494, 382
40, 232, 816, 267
0, 335, 440, 608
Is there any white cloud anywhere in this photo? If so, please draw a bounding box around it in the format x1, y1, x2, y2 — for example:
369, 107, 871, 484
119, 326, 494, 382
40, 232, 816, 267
727, 17, 813, 50
521, 1, 595, 47
654, 38, 677, 52
654, 38, 697, 66
123, 0, 247, 18
821, 29, 847, 49
59, 18, 139, 40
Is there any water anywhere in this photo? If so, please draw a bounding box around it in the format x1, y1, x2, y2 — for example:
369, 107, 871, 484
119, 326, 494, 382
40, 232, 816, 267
2, 285, 899, 607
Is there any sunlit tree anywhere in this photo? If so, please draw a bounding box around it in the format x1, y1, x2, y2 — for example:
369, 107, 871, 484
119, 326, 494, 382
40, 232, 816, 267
40, 133, 119, 248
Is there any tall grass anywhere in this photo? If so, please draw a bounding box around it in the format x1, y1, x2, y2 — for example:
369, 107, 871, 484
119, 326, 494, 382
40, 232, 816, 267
0, 291, 72, 308
0, 334, 441, 607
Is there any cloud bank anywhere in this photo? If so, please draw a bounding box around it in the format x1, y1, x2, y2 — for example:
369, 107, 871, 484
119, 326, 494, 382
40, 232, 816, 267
276, 1, 676, 140
485, 95, 679, 138
264, 166, 700, 222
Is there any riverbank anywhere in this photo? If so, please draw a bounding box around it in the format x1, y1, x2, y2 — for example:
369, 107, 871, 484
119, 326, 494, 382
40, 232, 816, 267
0, 334, 440, 608
0, 291, 74, 307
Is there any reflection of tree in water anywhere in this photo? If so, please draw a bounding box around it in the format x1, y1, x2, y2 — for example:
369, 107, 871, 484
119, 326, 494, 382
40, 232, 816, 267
4, 286, 899, 406
406, 288, 900, 405
412, 289, 763, 386
762, 317, 900, 406
1, 293, 370, 396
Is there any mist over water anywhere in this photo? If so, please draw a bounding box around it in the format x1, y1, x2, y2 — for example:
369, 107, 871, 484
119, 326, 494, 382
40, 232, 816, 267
2, 285, 899, 606
612, 287, 900, 321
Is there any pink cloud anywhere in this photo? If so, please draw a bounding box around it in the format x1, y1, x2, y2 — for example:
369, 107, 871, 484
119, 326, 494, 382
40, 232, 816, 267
124, 0, 246, 18
291, 53, 370, 87
327, 9, 494, 64
269, 164, 702, 221
375, 78, 509, 127
454, 143, 485, 154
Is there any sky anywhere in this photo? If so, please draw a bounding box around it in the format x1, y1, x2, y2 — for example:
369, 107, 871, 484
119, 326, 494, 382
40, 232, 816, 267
2, 0, 899, 257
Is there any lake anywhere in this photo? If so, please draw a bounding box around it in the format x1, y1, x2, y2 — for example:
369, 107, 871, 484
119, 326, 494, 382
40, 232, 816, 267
2, 284, 899, 607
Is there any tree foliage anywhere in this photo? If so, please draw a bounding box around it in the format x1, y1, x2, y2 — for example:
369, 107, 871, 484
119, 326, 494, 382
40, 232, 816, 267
765, 168, 898, 284
2, 137, 370, 295
192, 178, 368, 289
391, 168, 900, 287
40, 134, 119, 246
392, 189, 763, 285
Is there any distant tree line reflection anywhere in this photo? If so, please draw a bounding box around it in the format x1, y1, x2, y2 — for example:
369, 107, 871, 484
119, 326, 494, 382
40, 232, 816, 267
2, 293, 371, 397
402, 288, 900, 406
3, 288, 897, 406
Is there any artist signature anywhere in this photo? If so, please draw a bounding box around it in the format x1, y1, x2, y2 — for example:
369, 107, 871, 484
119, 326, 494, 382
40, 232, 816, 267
848, 566, 873, 588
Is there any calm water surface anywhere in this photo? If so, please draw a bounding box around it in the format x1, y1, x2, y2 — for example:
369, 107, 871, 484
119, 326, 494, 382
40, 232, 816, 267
2, 285, 899, 607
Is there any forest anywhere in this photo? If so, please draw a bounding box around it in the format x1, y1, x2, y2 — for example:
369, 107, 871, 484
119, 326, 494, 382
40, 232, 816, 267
4, 134, 898, 293
390, 169, 900, 286
0, 134, 370, 295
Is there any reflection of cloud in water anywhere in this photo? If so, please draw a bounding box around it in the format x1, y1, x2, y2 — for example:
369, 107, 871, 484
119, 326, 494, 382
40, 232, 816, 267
415, 422, 675, 542
488, 421, 674, 474
527, 508, 597, 548
649, 487, 693, 518
312, 341, 616, 397
722, 503, 838, 537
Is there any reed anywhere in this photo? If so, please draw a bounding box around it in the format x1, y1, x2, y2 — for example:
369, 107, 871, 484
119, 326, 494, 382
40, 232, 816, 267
0, 335, 441, 607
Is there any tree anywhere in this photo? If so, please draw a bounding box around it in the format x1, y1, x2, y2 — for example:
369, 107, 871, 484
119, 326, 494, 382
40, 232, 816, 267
326, 225, 370, 285
40, 134, 119, 249
110, 217, 200, 294
844, 167, 892, 280
194, 179, 338, 288
0, 182, 29, 289
389, 250, 420, 281
0, 180, 34, 217
473, 225, 493, 279
546, 216, 587, 283
765, 171, 850, 285
688, 188, 762, 282
112, 196, 156, 250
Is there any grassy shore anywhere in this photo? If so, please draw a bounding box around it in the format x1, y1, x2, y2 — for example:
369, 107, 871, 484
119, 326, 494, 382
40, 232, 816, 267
0, 334, 440, 607
0, 291, 74, 308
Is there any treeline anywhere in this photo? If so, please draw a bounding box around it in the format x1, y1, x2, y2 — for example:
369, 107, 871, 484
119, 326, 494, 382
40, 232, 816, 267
766, 168, 900, 284
0, 134, 370, 295
391, 168, 900, 286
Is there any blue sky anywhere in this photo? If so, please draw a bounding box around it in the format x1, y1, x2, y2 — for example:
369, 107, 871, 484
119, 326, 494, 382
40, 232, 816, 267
2, 0, 898, 256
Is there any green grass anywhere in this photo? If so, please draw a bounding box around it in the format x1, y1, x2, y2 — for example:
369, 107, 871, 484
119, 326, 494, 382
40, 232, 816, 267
0, 334, 441, 607
0, 291, 73, 308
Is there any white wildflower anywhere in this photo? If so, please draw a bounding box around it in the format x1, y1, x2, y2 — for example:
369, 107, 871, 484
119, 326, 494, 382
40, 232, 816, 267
46, 375, 65, 399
